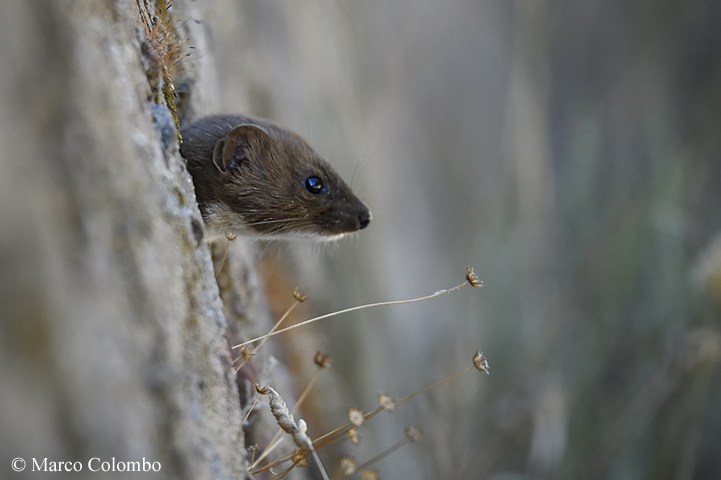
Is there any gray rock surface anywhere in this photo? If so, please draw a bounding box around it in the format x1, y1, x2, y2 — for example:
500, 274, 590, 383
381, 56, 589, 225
0, 1, 281, 478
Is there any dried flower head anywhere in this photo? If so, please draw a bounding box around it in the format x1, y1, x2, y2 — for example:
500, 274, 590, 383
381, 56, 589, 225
225, 232, 238, 241
466, 266, 483, 288
473, 350, 490, 374
314, 351, 332, 369
240, 345, 254, 362
348, 407, 365, 427
348, 427, 361, 444
339, 457, 358, 476
361, 469, 381, 480
137, 0, 184, 114
379, 394, 395, 411
291, 448, 310, 467
255, 384, 270, 395
293, 287, 308, 302
404, 425, 422, 443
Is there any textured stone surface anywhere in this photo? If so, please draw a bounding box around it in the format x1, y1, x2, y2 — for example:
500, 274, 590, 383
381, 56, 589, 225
0, 1, 258, 478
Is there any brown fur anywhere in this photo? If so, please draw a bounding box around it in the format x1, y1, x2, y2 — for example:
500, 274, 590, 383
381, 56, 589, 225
180, 115, 371, 239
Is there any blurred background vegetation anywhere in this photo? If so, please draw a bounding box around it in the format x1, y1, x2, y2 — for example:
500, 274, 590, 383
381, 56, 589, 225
217, 0, 721, 478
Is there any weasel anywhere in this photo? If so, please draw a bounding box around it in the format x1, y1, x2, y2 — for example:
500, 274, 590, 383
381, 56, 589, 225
180, 115, 371, 240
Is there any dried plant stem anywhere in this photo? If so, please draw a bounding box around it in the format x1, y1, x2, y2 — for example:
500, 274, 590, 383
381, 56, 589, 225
252, 437, 285, 472
235, 300, 301, 372
390, 365, 475, 406
245, 270, 484, 476
254, 301, 301, 354
214, 235, 233, 279
241, 390, 262, 427
292, 368, 321, 414
355, 436, 410, 473
252, 367, 323, 468
309, 411, 373, 449
268, 465, 294, 480
261, 358, 484, 471
264, 386, 329, 480
249, 448, 256, 470
251, 456, 285, 475
313, 365, 478, 449
234, 282, 469, 349
311, 449, 330, 480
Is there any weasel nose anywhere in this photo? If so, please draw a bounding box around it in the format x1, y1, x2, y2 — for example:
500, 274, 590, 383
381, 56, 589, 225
358, 210, 371, 229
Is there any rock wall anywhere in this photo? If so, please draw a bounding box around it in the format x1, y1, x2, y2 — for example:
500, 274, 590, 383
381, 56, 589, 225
0, 1, 280, 478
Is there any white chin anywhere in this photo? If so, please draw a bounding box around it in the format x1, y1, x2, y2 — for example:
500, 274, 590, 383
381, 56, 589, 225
208, 229, 347, 242
316, 232, 346, 242
266, 231, 346, 242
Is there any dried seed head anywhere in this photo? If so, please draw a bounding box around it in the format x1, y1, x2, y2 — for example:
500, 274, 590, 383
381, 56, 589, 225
291, 448, 310, 467
339, 457, 358, 476
314, 351, 332, 369
466, 266, 483, 288
361, 470, 381, 480
293, 287, 308, 302
379, 394, 395, 411
348, 407, 364, 427
247, 444, 258, 453
266, 386, 313, 449
348, 427, 361, 444
255, 384, 270, 395
240, 346, 254, 362
225, 232, 238, 241
473, 350, 490, 374
404, 425, 422, 443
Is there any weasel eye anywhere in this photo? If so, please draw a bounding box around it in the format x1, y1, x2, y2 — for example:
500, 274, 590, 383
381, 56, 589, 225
305, 176, 323, 194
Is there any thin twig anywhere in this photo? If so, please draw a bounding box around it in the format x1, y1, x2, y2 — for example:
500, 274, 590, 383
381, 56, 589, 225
233, 282, 468, 349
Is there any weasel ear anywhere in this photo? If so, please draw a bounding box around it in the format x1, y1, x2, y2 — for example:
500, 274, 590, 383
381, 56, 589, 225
212, 124, 269, 172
